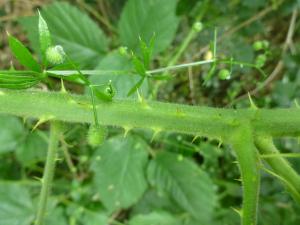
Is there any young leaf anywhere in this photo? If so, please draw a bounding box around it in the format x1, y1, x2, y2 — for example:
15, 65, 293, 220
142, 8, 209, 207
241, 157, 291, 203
47, 72, 88, 85
127, 77, 145, 97
38, 10, 52, 65
90, 51, 148, 99
90, 81, 116, 102
0, 71, 43, 89
132, 53, 146, 77
20, 2, 108, 68
8, 34, 41, 72
139, 34, 155, 69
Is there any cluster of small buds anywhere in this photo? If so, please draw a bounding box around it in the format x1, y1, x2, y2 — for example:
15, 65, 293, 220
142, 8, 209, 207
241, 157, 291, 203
253, 40, 270, 68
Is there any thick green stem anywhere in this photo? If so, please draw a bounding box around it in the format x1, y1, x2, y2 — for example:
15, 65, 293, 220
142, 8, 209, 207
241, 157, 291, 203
230, 124, 260, 225
255, 136, 300, 203
1, 90, 300, 137
35, 121, 61, 225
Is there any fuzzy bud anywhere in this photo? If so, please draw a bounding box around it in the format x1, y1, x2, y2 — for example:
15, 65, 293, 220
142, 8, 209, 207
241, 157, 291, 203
87, 125, 107, 147
46, 45, 66, 65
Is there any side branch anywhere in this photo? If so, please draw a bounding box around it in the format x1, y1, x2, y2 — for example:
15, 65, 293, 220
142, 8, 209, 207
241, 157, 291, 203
230, 124, 260, 225
35, 121, 61, 225
255, 136, 300, 203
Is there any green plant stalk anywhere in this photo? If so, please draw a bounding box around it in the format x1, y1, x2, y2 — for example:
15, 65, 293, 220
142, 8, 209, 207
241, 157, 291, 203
166, 0, 209, 67
1, 89, 300, 138
46, 59, 215, 77
255, 136, 300, 203
152, 3, 208, 98
230, 124, 260, 225
167, 28, 199, 67
35, 121, 61, 225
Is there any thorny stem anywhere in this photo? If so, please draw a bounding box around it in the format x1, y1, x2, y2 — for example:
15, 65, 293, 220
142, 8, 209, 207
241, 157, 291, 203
230, 123, 260, 225
1, 90, 300, 138
255, 136, 300, 203
35, 121, 61, 225
1, 89, 300, 225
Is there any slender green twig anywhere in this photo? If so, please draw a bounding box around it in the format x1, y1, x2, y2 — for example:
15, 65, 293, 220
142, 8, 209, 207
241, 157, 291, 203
151, 1, 210, 98
46, 59, 215, 77
35, 121, 61, 225
260, 152, 300, 158
60, 137, 78, 179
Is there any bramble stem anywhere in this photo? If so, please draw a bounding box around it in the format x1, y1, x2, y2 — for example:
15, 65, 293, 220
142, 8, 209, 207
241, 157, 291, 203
1, 89, 300, 225
35, 121, 61, 225
230, 123, 260, 225
255, 136, 300, 203
1, 90, 300, 138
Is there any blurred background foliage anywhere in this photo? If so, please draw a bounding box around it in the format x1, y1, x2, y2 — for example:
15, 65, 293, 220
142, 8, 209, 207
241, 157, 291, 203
0, 0, 300, 224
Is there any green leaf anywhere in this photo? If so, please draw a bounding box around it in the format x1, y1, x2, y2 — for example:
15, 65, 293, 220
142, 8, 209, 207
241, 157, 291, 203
0, 115, 25, 154
129, 212, 182, 225
118, 0, 179, 55
8, 34, 41, 72
132, 189, 180, 216
139, 35, 155, 69
89, 51, 148, 99
147, 152, 217, 224
92, 81, 116, 102
38, 10, 52, 64
79, 211, 108, 225
127, 77, 145, 97
45, 207, 68, 225
91, 135, 149, 211
0, 71, 43, 89
47, 72, 87, 85
132, 53, 146, 77
0, 183, 35, 225
19, 2, 108, 68
16, 131, 47, 166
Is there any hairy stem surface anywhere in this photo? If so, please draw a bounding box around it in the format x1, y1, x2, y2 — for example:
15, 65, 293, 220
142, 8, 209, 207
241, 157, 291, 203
35, 121, 61, 225
255, 136, 300, 203
1, 90, 300, 137
230, 124, 260, 225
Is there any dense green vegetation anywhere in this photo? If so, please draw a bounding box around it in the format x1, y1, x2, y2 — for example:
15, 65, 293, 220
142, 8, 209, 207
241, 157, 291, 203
0, 0, 300, 225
